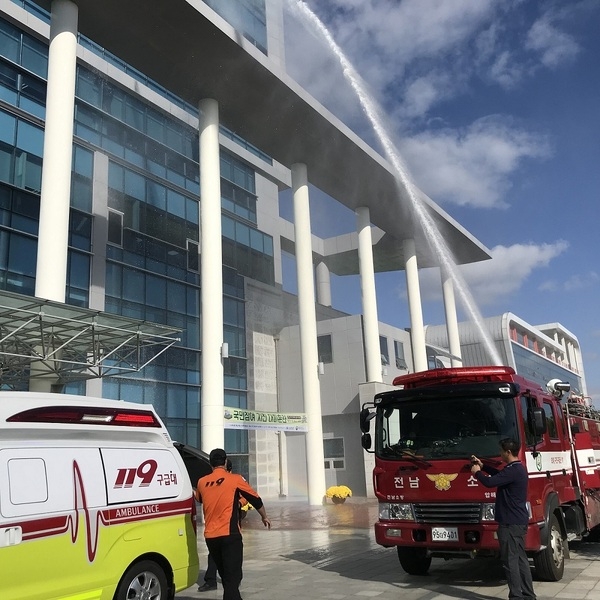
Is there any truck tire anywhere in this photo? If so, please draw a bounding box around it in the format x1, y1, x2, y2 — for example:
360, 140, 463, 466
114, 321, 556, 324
397, 547, 431, 575
114, 559, 169, 600
533, 512, 565, 581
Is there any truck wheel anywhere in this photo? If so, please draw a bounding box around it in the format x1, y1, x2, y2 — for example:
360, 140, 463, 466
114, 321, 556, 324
397, 547, 431, 575
533, 512, 565, 581
114, 560, 169, 600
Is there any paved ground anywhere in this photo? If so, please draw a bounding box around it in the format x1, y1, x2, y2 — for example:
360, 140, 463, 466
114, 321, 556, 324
177, 497, 600, 600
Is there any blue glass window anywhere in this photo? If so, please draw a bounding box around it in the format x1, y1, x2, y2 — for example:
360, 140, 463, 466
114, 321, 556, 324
21, 35, 48, 78
0, 19, 20, 63
16, 119, 43, 156
0, 62, 19, 105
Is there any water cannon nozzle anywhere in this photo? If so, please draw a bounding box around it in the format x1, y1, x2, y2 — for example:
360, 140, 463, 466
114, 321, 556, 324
547, 378, 570, 398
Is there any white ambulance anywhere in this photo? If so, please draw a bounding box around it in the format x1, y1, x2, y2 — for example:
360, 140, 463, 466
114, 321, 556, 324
0, 392, 208, 600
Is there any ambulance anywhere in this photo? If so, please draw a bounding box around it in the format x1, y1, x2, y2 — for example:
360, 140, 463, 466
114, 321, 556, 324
0, 392, 207, 600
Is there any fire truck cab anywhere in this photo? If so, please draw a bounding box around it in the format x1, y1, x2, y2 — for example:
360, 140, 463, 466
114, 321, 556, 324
360, 366, 600, 581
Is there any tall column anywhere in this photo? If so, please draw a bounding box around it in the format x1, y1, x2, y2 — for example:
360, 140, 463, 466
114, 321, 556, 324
30, 0, 78, 393
35, 0, 78, 302
566, 341, 576, 372
404, 238, 427, 372
86, 151, 109, 399
316, 261, 331, 307
356, 207, 381, 382
441, 266, 462, 367
291, 163, 326, 505
199, 99, 224, 453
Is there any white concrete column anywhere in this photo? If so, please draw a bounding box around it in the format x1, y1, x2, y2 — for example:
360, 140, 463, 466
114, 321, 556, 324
404, 238, 427, 372
291, 163, 326, 505
199, 98, 224, 453
316, 261, 331, 307
356, 207, 381, 382
277, 431, 289, 497
566, 341, 576, 372
441, 266, 462, 367
89, 151, 109, 311
86, 151, 109, 399
35, 0, 78, 302
572, 344, 582, 375
558, 336, 566, 365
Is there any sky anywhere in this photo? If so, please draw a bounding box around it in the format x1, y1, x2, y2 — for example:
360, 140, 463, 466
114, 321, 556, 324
278, 1, 600, 397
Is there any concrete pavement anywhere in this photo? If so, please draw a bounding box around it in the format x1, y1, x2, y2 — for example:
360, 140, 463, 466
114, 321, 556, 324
177, 497, 600, 600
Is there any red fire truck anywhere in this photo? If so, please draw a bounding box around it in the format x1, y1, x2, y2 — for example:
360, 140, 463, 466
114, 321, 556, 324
359, 366, 600, 581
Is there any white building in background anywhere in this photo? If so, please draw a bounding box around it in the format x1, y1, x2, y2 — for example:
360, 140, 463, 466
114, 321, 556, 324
425, 313, 587, 396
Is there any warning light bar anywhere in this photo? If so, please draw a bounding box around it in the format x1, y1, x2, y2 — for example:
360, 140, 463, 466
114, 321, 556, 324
393, 366, 516, 387
7, 406, 161, 427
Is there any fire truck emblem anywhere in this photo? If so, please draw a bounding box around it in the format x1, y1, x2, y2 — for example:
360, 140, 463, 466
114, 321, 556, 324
426, 473, 458, 491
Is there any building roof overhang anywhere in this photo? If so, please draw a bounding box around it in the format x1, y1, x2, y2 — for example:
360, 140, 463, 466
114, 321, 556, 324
27, 0, 491, 270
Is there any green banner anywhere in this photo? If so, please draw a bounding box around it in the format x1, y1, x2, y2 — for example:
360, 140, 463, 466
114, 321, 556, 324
223, 407, 308, 432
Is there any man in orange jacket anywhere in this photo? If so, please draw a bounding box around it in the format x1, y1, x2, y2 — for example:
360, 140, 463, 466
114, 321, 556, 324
199, 459, 248, 592
196, 448, 271, 600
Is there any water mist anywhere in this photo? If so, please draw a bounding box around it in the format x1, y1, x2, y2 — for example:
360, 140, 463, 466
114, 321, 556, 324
288, 0, 503, 367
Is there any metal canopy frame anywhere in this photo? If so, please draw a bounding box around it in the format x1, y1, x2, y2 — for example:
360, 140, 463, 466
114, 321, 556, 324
0, 291, 181, 387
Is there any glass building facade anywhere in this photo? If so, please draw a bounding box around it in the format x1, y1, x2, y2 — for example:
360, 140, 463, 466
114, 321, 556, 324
512, 344, 584, 395
0, 7, 276, 475
203, 0, 268, 54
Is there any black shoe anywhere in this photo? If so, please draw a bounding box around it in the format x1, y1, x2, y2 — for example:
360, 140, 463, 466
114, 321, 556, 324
198, 582, 217, 592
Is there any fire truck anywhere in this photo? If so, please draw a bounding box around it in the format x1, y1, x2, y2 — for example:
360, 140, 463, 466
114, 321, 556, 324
359, 366, 600, 581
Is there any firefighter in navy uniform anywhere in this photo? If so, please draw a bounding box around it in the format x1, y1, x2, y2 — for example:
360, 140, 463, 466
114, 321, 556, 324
471, 439, 536, 600
196, 448, 271, 600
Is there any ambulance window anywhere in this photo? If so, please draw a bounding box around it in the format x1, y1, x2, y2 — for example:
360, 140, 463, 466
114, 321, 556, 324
543, 403, 558, 439
8, 458, 48, 504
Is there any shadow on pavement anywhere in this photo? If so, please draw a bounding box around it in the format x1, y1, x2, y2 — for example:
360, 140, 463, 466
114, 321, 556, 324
282, 533, 507, 599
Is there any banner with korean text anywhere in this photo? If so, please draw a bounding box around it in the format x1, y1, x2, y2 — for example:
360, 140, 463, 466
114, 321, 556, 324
223, 407, 308, 432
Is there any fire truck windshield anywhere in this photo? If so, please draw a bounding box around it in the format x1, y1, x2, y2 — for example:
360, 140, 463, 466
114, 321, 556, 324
376, 395, 519, 460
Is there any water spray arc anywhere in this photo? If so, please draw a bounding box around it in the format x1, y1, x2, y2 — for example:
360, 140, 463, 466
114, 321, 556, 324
288, 0, 503, 367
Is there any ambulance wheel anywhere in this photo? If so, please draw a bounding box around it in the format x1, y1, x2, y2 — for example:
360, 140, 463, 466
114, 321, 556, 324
533, 512, 565, 581
115, 560, 169, 600
397, 547, 431, 575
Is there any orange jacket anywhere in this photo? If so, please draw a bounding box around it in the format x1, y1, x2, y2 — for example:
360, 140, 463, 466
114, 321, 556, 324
197, 467, 263, 538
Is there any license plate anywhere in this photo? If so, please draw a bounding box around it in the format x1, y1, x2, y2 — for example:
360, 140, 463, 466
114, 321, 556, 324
431, 527, 458, 542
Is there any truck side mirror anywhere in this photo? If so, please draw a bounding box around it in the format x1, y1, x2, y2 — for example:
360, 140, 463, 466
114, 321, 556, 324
359, 408, 375, 433
361, 432, 372, 450
527, 407, 547, 437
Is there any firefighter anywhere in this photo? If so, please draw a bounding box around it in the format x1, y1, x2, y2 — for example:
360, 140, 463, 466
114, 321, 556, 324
196, 448, 271, 600
471, 439, 536, 600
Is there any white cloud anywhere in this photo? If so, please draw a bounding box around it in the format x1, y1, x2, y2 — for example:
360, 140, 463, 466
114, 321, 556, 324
285, 0, 588, 127
285, 0, 497, 120
541, 271, 599, 293
330, 0, 496, 68
462, 242, 569, 305
399, 117, 552, 208
526, 14, 580, 68
396, 73, 454, 120
418, 241, 569, 305
488, 50, 525, 89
